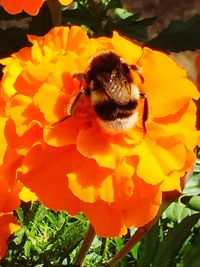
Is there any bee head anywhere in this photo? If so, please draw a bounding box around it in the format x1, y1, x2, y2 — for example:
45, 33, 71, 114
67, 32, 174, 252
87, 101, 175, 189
86, 52, 132, 85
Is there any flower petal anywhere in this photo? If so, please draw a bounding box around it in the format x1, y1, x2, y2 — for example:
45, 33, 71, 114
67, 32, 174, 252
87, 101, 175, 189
103, 31, 143, 64
0, 213, 20, 258
77, 124, 137, 169
19, 186, 38, 202
5, 119, 43, 155
1, 0, 23, 14
67, 154, 112, 203
19, 144, 81, 213
83, 200, 127, 237
0, 118, 8, 165
140, 48, 199, 118
23, 0, 45, 15
58, 0, 73, 5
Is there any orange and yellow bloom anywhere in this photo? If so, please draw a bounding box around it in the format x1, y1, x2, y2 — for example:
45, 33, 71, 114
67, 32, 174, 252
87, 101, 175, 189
0, 213, 20, 257
0, 103, 37, 257
0, 26, 199, 237
0, 0, 73, 15
0, 144, 21, 257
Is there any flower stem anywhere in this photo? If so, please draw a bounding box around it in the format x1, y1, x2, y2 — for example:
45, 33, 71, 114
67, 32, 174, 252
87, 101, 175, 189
105, 218, 157, 267
46, 0, 62, 26
74, 224, 96, 266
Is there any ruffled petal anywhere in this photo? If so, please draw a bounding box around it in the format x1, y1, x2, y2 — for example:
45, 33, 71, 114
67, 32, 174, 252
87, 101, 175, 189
77, 123, 138, 169
140, 48, 199, 118
83, 200, 127, 237
58, 0, 73, 5
122, 177, 162, 227
23, 0, 45, 15
19, 186, 38, 202
67, 153, 112, 203
19, 144, 81, 213
0, 118, 8, 165
1, 0, 23, 14
0, 213, 20, 258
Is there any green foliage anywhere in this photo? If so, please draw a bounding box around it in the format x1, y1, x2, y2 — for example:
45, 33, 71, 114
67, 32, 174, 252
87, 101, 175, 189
62, 0, 155, 41
148, 15, 200, 52
183, 232, 200, 267
151, 214, 200, 267
61, 0, 200, 52
0, 202, 88, 266
136, 222, 160, 267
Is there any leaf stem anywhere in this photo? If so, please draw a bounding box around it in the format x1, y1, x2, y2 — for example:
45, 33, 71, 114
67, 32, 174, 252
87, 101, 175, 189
74, 223, 96, 266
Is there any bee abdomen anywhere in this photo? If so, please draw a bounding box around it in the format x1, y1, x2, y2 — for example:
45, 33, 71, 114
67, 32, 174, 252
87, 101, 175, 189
94, 100, 138, 121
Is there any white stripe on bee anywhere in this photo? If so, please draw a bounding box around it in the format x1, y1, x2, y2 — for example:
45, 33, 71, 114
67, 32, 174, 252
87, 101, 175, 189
97, 111, 139, 134
130, 84, 140, 100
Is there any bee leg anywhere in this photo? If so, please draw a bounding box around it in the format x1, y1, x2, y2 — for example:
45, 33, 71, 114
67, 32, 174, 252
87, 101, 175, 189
140, 93, 148, 135
52, 88, 90, 126
67, 88, 90, 117
129, 64, 144, 83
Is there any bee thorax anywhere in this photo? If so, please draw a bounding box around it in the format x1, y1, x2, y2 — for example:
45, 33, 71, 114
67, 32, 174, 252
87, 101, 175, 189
97, 112, 139, 134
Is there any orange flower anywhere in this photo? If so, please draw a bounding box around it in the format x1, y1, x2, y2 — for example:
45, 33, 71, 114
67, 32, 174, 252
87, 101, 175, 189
0, 0, 73, 15
0, 137, 21, 258
0, 99, 37, 257
0, 26, 199, 237
0, 213, 20, 258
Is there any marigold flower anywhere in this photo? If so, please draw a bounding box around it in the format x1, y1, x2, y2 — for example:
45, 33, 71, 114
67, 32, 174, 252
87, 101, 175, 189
0, 145, 21, 258
0, 26, 199, 237
0, 213, 20, 258
0, 0, 73, 15
0, 155, 36, 257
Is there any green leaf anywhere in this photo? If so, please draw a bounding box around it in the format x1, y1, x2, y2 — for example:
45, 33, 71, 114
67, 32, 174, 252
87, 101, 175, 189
15, 206, 24, 223
183, 233, 200, 267
183, 173, 200, 196
114, 8, 134, 19
13, 227, 25, 245
148, 15, 200, 52
106, 16, 156, 42
63, 7, 98, 26
188, 196, 200, 211
136, 221, 160, 267
131, 242, 141, 260
106, 0, 122, 9
24, 240, 32, 258
151, 213, 200, 267
194, 159, 200, 173
163, 202, 197, 223
63, 1, 155, 40
114, 237, 124, 252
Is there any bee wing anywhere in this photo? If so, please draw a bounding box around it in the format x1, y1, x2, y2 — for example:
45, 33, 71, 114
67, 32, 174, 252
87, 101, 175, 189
103, 70, 132, 105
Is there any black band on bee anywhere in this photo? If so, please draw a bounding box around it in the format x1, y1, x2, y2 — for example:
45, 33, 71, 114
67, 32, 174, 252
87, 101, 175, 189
94, 100, 138, 121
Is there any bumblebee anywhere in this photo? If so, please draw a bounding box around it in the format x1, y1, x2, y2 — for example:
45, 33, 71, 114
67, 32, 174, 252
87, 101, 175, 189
57, 51, 148, 134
